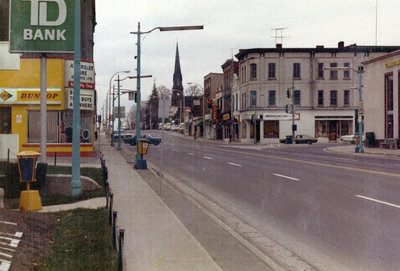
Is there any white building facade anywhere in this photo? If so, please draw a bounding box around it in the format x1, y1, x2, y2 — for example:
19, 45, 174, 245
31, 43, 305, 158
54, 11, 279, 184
234, 43, 400, 144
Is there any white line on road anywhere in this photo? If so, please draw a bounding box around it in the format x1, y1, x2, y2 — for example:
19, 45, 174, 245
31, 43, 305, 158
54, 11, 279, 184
228, 162, 242, 167
203, 156, 213, 160
188, 153, 195, 156
273, 173, 300, 181
0, 221, 17, 226
355, 195, 400, 209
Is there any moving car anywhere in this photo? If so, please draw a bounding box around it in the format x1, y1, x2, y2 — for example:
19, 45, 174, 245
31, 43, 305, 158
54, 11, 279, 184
280, 134, 318, 144
124, 134, 162, 146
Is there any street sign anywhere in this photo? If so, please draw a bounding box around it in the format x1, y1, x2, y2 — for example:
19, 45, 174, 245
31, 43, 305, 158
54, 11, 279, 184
9, 0, 75, 53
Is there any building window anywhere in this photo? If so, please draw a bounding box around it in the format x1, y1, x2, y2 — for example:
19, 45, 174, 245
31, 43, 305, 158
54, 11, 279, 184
264, 120, 279, 138
385, 73, 394, 138
330, 63, 338, 80
344, 90, 350, 106
293, 63, 301, 79
318, 63, 324, 79
268, 90, 276, 106
28, 111, 60, 143
330, 90, 337, 106
294, 90, 301, 105
268, 63, 276, 79
0, 107, 11, 134
318, 90, 324, 106
250, 63, 257, 80
250, 90, 257, 107
343, 63, 350, 79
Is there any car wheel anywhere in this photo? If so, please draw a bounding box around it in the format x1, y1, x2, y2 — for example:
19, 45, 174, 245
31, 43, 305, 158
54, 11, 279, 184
307, 140, 312, 145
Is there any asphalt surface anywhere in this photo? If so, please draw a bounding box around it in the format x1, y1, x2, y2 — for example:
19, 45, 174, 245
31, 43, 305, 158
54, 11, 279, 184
124, 131, 400, 271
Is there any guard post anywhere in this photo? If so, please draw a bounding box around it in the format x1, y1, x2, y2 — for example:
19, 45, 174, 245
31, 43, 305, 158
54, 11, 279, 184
17, 151, 42, 211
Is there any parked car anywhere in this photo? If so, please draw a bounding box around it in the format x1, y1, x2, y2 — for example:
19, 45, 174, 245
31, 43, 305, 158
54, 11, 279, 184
340, 134, 363, 144
124, 134, 162, 146
280, 134, 318, 144
112, 130, 134, 142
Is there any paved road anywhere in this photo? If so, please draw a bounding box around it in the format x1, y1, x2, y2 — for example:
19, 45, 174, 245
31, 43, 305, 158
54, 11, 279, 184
122, 131, 400, 271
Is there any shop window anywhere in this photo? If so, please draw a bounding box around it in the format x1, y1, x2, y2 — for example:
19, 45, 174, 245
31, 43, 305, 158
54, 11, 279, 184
264, 120, 279, 138
315, 120, 328, 137
0, 107, 11, 134
28, 111, 59, 143
61, 111, 93, 143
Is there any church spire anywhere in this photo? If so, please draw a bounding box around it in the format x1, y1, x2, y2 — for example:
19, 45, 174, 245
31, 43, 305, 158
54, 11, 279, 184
172, 43, 183, 91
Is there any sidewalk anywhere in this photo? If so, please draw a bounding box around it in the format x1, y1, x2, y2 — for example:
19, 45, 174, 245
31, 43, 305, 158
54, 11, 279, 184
325, 144, 400, 159
98, 133, 222, 271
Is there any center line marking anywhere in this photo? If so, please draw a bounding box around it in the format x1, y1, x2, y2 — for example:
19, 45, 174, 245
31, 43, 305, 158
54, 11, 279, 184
188, 153, 195, 156
273, 173, 300, 181
203, 156, 213, 160
355, 195, 400, 209
228, 162, 242, 167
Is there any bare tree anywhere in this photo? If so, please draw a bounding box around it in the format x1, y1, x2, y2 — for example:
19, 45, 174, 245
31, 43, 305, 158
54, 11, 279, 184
185, 84, 203, 97
157, 85, 171, 99
127, 104, 137, 130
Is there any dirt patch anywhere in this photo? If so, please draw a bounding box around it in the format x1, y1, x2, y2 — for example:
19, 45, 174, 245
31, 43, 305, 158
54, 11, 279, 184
0, 209, 56, 271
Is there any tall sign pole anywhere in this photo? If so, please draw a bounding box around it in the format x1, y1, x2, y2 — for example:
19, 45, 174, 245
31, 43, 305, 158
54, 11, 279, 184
71, 0, 81, 197
40, 55, 47, 163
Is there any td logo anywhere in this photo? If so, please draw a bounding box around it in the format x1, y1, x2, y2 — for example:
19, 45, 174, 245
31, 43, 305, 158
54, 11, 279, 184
24, 0, 67, 26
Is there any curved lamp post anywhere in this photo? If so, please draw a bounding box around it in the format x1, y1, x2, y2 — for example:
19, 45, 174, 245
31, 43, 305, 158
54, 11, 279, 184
130, 23, 203, 169
109, 71, 130, 146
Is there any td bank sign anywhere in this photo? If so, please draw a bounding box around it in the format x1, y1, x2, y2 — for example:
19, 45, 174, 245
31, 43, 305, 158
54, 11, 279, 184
10, 0, 75, 53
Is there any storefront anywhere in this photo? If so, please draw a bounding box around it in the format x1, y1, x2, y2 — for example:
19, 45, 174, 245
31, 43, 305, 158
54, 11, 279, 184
0, 57, 96, 157
239, 110, 354, 143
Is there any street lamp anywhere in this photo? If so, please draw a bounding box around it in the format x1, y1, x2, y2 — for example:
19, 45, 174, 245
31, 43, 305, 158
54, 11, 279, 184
130, 23, 203, 169
324, 66, 364, 153
188, 82, 205, 143
109, 70, 130, 146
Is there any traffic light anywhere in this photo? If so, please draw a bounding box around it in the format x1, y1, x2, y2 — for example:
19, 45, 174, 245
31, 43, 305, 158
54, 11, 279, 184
286, 89, 290, 98
208, 99, 212, 108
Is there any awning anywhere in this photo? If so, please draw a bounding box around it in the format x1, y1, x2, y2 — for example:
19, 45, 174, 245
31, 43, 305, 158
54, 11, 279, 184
194, 121, 203, 127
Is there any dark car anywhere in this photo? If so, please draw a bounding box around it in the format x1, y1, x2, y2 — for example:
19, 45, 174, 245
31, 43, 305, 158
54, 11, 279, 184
124, 134, 161, 146
279, 134, 318, 144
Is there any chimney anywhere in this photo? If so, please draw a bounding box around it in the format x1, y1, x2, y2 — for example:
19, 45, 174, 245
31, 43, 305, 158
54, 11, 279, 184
338, 41, 344, 49
276, 43, 282, 49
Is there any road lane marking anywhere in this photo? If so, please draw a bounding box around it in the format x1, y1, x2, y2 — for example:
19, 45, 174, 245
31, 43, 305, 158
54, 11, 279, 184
203, 156, 213, 160
188, 153, 195, 156
355, 195, 400, 209
0, 221, 17, 226
228, 162, 242, 167
273, 173, 300, 181
204, 146, 400, 179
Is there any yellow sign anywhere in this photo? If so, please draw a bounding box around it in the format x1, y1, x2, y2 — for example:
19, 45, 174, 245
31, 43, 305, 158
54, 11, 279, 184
386, 59, 400, 68
0, 88, 61, 104
223, 113, 230, 121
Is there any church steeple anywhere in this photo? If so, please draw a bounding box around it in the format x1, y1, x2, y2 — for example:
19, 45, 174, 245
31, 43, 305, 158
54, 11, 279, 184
172, 43, 183, 91
171, 43, 184, 109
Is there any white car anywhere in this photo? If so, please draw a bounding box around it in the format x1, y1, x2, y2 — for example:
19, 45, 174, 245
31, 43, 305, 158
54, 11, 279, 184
340, 134, 363, 144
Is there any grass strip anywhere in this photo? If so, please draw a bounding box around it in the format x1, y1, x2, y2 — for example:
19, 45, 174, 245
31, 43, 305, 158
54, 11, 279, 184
34, 208, 118, 270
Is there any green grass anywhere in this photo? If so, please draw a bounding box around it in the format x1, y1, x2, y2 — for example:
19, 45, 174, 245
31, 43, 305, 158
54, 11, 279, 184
1, 162, 106, 208
34, 208, 118, 271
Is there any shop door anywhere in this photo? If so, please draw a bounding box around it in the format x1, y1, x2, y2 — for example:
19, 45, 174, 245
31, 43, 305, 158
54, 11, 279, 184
329, 120, 338, 141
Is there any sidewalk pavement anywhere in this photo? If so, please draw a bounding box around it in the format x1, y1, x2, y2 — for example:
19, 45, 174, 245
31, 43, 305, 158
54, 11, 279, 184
325, 144, 400, 159
42, 132, 221, 271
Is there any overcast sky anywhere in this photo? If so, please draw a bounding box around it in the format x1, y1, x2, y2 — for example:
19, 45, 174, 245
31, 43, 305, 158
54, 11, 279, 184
94, 0, 400, 115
